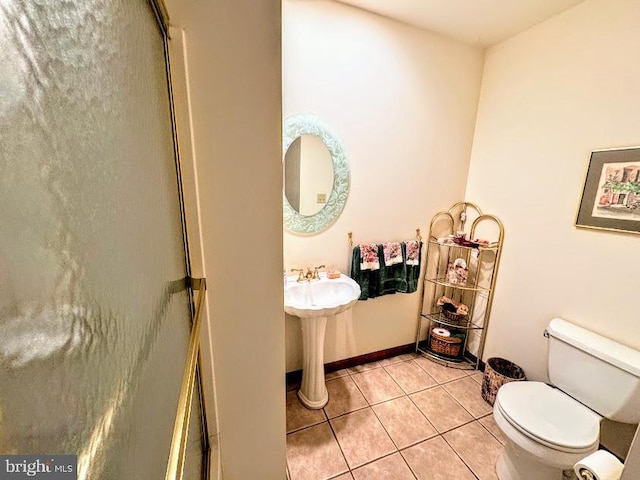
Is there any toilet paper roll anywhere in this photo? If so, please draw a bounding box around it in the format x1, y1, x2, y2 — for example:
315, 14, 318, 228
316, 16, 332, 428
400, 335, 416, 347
574, 450, 624, 480
432, 328, 450, 337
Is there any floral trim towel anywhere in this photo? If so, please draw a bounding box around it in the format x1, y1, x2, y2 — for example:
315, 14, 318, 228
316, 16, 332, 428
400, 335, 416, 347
383, 242, 403, 266
359, 243, 380, 271
405, 240, 420, 266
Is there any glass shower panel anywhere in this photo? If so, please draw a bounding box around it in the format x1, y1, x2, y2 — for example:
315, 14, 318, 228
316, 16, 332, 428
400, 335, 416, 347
0, 1, 202, 478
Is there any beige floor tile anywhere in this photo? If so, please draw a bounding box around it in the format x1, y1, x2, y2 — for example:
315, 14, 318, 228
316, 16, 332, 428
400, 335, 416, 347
444, 421, 502, 480
331, 473, 354, 480
413, 356, 468, 384
351, 368, 404, 405
372, 396, 437, 449
286, 422, 348, 480
442, 376, 493, 418
479, 414, 506, 445
348, 361, 381, 374
351, 453, 415, 480
402, 436, 475, 480
378, 353, 417, 367
324, 376, 368, 419
410, 386, 473, 433
330, 408, 396, 469
287, 390, 327, 433
470, 371, 485, 385
326, 369, 350, 381
384, 360, 437, 394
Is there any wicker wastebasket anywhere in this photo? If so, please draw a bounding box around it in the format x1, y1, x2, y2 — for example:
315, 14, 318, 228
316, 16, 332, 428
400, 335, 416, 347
481, 357, 526, 406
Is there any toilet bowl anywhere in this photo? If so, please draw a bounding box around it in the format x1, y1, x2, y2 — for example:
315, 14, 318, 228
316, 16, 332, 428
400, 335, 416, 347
491, 318, 640, 480
493, 381, 600, 480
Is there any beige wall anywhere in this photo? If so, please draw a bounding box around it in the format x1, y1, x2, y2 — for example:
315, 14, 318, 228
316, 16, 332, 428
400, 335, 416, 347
465, 0, 640, 459
283, 0, 484, 372
167, 26, 222, 476
165, 1, 286, 479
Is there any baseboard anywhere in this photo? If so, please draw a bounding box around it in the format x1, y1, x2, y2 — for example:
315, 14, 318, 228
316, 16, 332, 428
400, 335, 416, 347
286, 343, 415, 385
325, 343, 416, 372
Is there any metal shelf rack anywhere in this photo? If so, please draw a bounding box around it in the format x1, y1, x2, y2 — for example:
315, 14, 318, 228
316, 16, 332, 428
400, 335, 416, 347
415, 202, 504, 370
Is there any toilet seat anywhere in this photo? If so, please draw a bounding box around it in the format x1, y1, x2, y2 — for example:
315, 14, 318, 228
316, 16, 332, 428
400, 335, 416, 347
495, 381, 600, 453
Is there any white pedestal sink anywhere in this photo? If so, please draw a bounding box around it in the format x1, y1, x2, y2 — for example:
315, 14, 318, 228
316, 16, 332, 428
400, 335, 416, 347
284, 273, 360, 409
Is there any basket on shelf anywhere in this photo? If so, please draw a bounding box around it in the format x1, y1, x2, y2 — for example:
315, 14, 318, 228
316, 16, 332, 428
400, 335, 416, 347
437, 296, 469, 326
429, 329, 463, 357
440, 307, 468, 325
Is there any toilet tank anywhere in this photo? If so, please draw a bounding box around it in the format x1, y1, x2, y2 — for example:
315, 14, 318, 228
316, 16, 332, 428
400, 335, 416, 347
547, 318, 640, 424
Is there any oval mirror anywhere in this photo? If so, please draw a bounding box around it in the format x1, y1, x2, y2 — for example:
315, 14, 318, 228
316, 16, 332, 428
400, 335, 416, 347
283, 113, 350, 234
284, 134, 334, 216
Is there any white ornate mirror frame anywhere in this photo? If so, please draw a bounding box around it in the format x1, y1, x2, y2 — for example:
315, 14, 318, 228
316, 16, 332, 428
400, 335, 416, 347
283, 113, 350, 234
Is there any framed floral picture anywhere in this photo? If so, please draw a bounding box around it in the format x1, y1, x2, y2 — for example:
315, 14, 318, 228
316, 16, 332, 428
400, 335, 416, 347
576, 147, 640, 235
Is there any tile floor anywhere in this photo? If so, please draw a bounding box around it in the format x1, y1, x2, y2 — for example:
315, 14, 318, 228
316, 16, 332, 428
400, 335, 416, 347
286, 354, 505, 480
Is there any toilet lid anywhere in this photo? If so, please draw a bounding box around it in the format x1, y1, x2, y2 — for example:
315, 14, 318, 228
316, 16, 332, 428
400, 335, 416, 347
496, 382, 600, 451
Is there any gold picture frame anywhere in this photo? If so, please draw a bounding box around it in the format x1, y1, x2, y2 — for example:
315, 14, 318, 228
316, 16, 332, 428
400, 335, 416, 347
576, 147, 640, 235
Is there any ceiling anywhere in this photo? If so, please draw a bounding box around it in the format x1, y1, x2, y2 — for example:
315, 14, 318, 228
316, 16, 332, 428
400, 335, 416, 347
336, 0, 586, 47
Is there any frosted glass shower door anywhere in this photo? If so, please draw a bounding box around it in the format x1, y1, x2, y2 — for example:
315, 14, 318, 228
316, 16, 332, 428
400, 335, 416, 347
0, 1, 205, 479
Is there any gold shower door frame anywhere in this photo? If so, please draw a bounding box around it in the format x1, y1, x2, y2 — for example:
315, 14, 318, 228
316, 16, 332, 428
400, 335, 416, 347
150, 1, 211, 479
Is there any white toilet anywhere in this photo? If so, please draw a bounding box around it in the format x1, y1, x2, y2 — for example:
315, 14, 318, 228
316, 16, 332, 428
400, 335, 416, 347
493, 317, 640, 480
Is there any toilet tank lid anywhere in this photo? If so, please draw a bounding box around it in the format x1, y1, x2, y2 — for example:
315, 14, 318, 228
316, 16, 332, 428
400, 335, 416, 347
547, 318, 640, 377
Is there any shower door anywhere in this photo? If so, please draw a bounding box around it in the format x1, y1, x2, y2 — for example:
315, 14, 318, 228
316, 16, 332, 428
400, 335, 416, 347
0, 0, 206, 479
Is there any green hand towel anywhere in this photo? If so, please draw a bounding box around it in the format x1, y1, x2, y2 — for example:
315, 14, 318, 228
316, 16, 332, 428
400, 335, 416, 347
380, 244, 408, 295
405, 241, 423, 293
350, 246, 381, 300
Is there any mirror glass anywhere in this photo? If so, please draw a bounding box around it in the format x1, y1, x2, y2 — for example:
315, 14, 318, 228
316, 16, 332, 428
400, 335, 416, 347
284, 134, 334, 216
283, 113, 350, 235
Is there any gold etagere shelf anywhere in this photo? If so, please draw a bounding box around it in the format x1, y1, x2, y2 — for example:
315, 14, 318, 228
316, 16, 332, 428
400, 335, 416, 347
414, 202, 504, 370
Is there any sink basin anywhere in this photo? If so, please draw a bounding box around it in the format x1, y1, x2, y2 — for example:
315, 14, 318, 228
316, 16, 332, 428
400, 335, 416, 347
284, 273, 360, 409
284, 273, 360, 318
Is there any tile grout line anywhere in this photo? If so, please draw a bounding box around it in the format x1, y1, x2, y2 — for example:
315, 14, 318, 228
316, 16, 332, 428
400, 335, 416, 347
381, 360, 413, 399
404, 390, 440, 433
325, 409, 354, 477
403, 362, 472, 434
438, 377, 491, 421
285, 390, 329, 435
286, 419, 325, 436
476, 413, 506, 447
324, 374, 369, 421
350, 359, 411, 407
363, 396, 421, 480
367, 393, 405, 451
440, 432, 481, 480
398, 449, 421, 480
351, 450, 419, 480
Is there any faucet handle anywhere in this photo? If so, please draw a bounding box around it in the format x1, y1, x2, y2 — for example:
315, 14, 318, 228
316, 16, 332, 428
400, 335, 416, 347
313, 264, 326, 279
